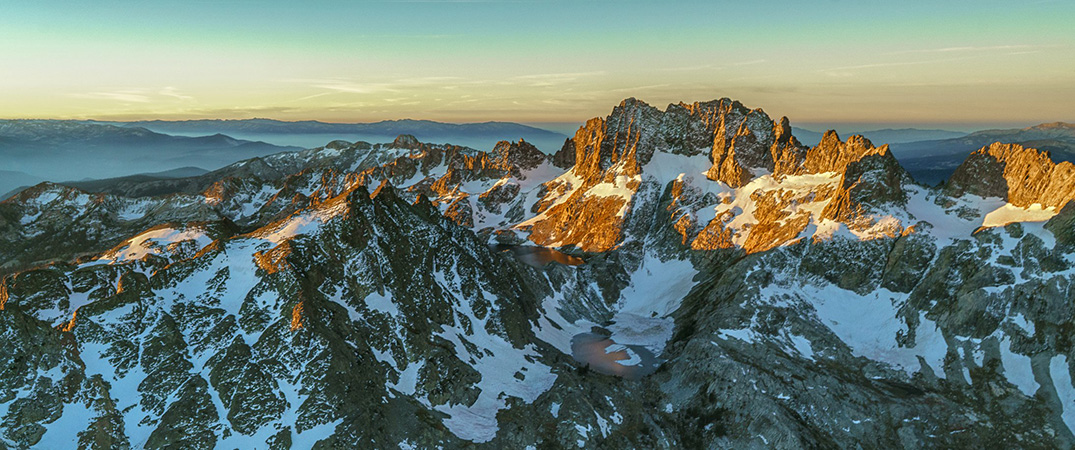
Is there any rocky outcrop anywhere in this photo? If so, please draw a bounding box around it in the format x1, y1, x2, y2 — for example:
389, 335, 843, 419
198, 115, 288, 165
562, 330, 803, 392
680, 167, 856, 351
946, 142, 1075, 207
550, 139, 576, 168
489, 139, 547, 176
1045, 201, 1075, 248
523, 101, 917, 253
477, 181, 521, 213
0, 183, 225, 274
444, 196, 474, 227
522, 185, 633, 252
820, 146, 912, 227
391, 134, 422, 149
691, 211, 737, 250
707, 107, 786, 187
687, 129, 906, 252
568, 100, 654, 183
783, 131, 890, 177
520, 100, 656, 251
561, 98, 805, 188
741, 190, 815, 252
524, 98, 807, 251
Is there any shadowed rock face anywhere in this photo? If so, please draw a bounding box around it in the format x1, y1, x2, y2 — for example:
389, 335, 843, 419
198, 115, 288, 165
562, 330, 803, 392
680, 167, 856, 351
550, 138, 576, 169
947, 142, 1075, 208
1046, 202, 1075, 245
489, 140, 546, 176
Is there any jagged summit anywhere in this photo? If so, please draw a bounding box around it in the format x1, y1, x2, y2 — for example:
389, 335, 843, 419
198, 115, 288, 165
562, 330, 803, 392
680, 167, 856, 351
489, 139, 546, 175
794, 130, 893, 176
519, 97, 920, 252
946, 142, 1075, 208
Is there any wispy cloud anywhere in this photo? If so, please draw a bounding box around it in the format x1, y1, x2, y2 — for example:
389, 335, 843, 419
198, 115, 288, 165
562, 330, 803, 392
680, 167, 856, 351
819, 56, 982, 78
608, 84, 671, 93
658, 60, 765, 72
731, 59, 767, 67
295, 76, 474, 97
820, 44, 1062, 78
889, 44, 1041, 55
70, 90, 152, 103
158, 87, 194, 101
89, 105, 308, 121
657, 64, 718, 72
69, 87, 196, 104
511, 71, 605, 87
826, 60, 937, 72
313, 80, 400, 94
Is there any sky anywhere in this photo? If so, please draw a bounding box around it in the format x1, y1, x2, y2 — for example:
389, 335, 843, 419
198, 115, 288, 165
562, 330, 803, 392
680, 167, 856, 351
2, 0, 1074, 129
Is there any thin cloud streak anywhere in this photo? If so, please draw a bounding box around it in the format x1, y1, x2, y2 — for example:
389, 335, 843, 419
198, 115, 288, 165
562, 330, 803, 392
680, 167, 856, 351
68, 88, 197, 104
889, 44, 1042, 55
819, 55, 984, 77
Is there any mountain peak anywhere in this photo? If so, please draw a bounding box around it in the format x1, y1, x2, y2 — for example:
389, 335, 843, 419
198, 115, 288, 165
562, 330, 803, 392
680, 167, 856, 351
325, 139, 352, 150
391, 134, 422, 149
490, 139, 546, 174
946, 142, 1075, 208
617, 97, 650, 109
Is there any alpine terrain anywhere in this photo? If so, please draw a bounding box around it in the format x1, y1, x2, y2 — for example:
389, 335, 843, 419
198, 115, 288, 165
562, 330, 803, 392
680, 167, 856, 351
4, 97, 1075, 448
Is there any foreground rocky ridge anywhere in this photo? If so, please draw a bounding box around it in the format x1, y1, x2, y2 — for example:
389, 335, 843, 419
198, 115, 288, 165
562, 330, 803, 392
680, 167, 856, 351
2, 97, 1075, 448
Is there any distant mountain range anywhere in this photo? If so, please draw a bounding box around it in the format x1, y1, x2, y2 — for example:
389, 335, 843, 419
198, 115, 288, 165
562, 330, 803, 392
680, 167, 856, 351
893, 122, 1075, 185
792, 127, 967, 147
0, 120, 299, 194
5, 118, 1071, 200
0, 119, 570, 199
793, 123, 1075, 185
0, 170, 44, 197
0, 166, 211, 200
98, 118, 571, 152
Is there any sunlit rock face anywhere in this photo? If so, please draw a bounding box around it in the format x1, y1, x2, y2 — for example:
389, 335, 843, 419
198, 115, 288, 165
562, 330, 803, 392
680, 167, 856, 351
6, 97, 1075, 448
520, 100, 916, 254
947, 142, 1075, 208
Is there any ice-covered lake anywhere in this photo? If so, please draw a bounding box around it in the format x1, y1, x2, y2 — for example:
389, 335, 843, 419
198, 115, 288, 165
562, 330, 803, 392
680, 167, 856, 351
570, 329, 662, 380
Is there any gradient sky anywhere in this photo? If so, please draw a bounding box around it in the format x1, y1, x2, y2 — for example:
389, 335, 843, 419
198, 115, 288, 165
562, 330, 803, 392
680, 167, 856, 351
2, 0, 1073, 127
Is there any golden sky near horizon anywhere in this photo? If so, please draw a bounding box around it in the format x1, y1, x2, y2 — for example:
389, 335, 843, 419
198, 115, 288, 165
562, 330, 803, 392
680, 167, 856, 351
2, 1, 1073, 127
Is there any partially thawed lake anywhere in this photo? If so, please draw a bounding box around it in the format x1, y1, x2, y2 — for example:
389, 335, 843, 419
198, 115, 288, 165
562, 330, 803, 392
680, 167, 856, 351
493, 244, 584, 268
570, 329, 662, 380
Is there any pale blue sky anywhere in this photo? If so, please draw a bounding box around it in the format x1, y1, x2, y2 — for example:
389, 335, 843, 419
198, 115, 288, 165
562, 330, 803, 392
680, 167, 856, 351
1, 0, 1072, 126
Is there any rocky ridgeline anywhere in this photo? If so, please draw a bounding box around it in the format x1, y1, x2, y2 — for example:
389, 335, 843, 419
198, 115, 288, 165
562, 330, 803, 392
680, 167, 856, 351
0, 181, 575, 448
524, 98, 913, 253
946, 142, 1075, 208
4, 97, 1075, 448
0, 183, 227, 274
0, 135, 555, 274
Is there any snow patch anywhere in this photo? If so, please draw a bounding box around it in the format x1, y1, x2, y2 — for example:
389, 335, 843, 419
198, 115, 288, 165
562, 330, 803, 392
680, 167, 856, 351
1053, 355, 1075, 434
983, 203, 1058, 228
99, 226, 212, 263
1000, 337, 1037, 396
795, 284, 948, 377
